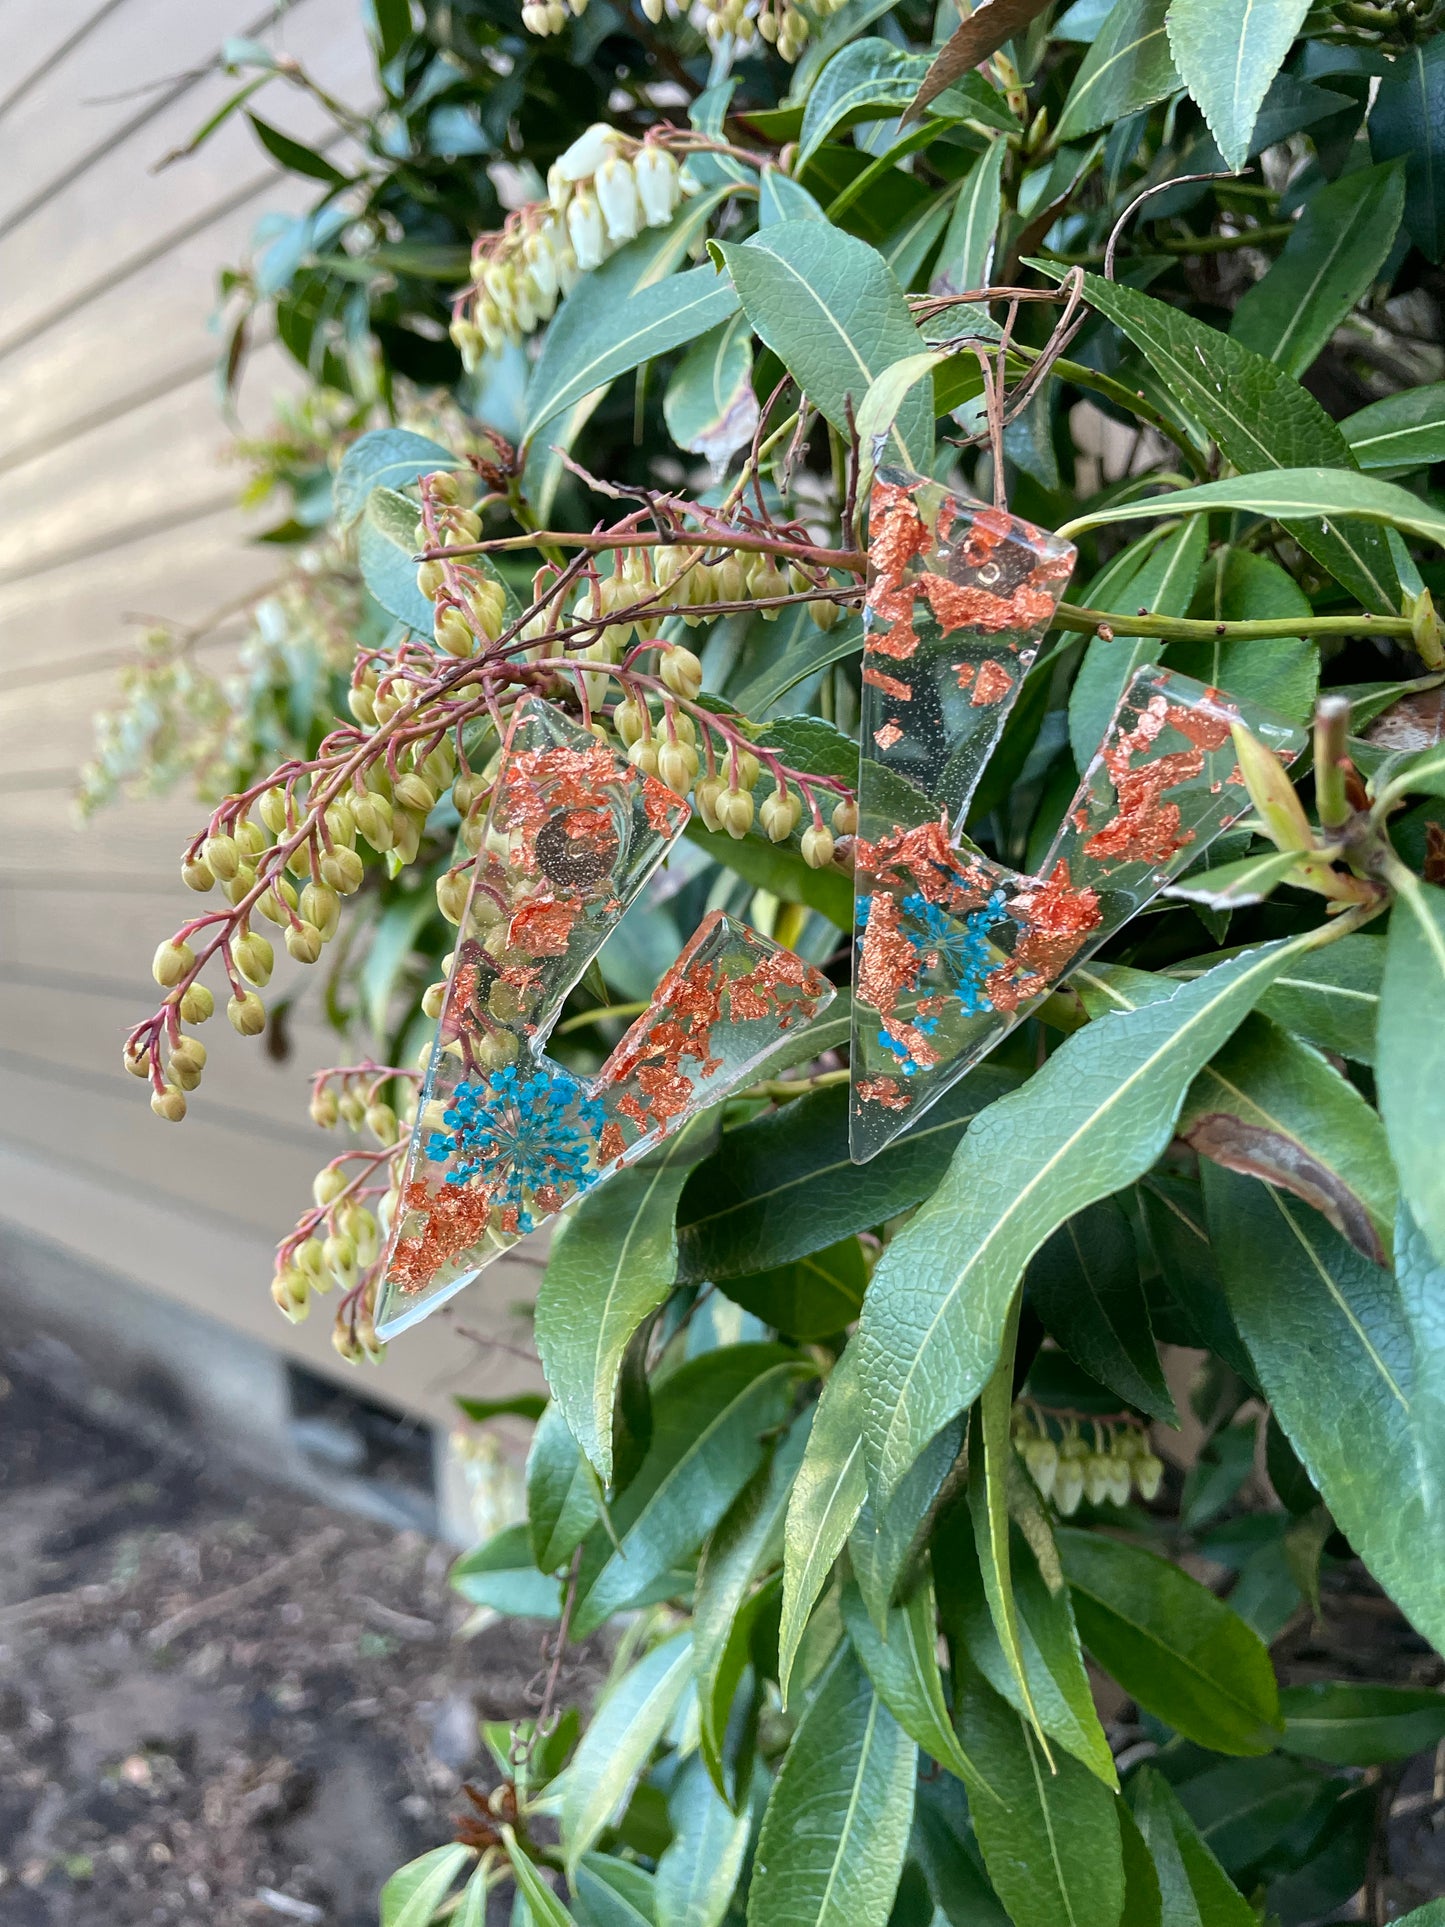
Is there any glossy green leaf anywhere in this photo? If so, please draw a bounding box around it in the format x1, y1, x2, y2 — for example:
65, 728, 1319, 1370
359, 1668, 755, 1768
1057, 1529, 1282, 1754
572, 1348, 807, 1636
452, 1523, 562, 1620
1279, 1681, 1445, 1764
780, 1348, 868, 1701
693, 1414, 810, 1788
1252, 934, 1385, 1063
1369, 35, 1445, 263
677, 1064, 1019, 1282
380, 1844, 475, 1927
247, 112, 349, 185
1130, 1769, 1256, 1927
857, 940, 1306, 1508
663, 315, 757, 467
1027, 1197, 1175, 1421
1206, 1169, 1445, 1655
1344, 381, 1445, 471
798, 39, 1015, 163
558, 1632, 695, 1871
728, 610, 864, 716
1068, 519, 1208, 770
655, 1754, 750, 1927
1137, 1171, 1256, 1381
335, 427, 459, 525
1180, 1012, 1397, 1265
1164, 850, 1305, 912
1398, 1199, 1445, 1534
932, 138, 1006, 292
1174, 1755, 1329, 1878
1118, 1802, 1163, 1927
1168, 546, 1318, 724
1165, 0, 1310, 170
683, 816, 853, 927
968, 1305, 1045, 1744
359, 486, 436, 634
842, 1575, 994, 1789
506, 1829, 578, 1925
720, 1238, 867, 1340
935, 1506, 1116, 1786
747, 1647, 916, 1927
1388, 1902, 1445, 1927
574, 1855, 658, 1927
1047, 270, 1401, 609
713, 222, 933, 470
456, 1392, 548, 1423
957, 1666, 1126, 1927
537, 1115, 716, 1483
1377, 877, 1445, 1268
527, 1402, 602, 1573
1056, 0, 1179, 142
1232, 163, 1404, 376
850, 1414, 962, 1631
759, 166, 826, 224
912, 1775, 1011, 1927
453, 1862, 493, 1927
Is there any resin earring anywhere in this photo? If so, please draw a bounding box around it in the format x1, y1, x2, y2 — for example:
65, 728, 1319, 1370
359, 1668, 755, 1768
375, 697, 834, 1337
851, 469, 1306, 1162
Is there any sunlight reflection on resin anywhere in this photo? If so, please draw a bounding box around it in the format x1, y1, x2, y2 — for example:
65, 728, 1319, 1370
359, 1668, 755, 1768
376, 697, 833, 1337
851, 469, 1307, 1163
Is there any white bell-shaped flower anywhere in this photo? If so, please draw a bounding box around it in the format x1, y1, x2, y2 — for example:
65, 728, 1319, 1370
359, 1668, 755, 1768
555, 121, 619, 185
633, 147, 680, 227
566, 187, 608, 272
595, 154, 642, 244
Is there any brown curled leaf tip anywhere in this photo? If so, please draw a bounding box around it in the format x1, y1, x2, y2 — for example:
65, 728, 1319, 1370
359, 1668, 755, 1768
902, 0, 1054, 124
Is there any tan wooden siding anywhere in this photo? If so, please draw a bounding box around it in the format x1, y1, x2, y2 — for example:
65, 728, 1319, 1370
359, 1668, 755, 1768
0, 0, 545, 1425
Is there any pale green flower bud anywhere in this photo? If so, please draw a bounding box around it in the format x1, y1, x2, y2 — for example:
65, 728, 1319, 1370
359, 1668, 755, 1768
801, 824, 835, 869
153, 939, 194, 988
228, 990, 265, 1036
234, 932, 274, 987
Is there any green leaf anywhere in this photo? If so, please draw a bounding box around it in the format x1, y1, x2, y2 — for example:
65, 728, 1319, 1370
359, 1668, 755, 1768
361, 885, 441, 1036
913, 1775, 1012, 1927
850, 1416, 962, 1631
1345, 380, 1445, 472
380, 1845, 475, 1927
935, 1509, 1116, 1787
663, 314, 757, 467
505, 1829, 578, 1925
1378, 876, 1445, 1268
1118, 1803, 1163, 1927
1279, 1681, 1445, 1764
1180, 1011, 1397, 1264
1163, 849, 1305, 911
453, 1862, 493, 1927
842, 1574, 996, 1789
1068, 520, 1208, 769
1398, 1199, 1445, 1533
1056, 1529, 1282, 1754
1056, 0, 1179, 142
1394, 1908, 1445, 1927
1045, 271, 1401, 609
677, 1066, 1020, 1283
798, 40, 1015, 163
527, 1402, 602, 1573
358, 486, 434, 634
1205, 1169, 1445, 1655
334, 427, 458, 526
694, 1416, 809, 1789
1060, 467, 1440, 585
728, 610, 864, 716
780, 1348, 868, 1701
536, 1116, 716, 1482
245, 112, 349, 184
452, 1523, 562, 1620
1130, 1769, 1256, 1927
525, 264, 738, 445
1137, 1173, 1257, 1381
956, 1666, 1126, 1927
558, 1633, 695, 1871
712, 222, 933, 470
751, 712, 859, 780
456, 1392, 548, 1423
902, 0, 1054, 121
1165, 0, 1310, 170
933, 139, 1006, 293
1231, 163, 1405, 377
1168, 546, 1318, 724
1174, 1755, 1329, 1877
747, 1647, 916, 1927
759, 166, 826, 224
683, 816, 853, 927
571, 1349, 807, 1637
574, 1855, 657, 1927
857, 940, 1307, 1507
1369, 35, 1445, 263
719, 1238, 867, 1340
1252, 933, 1385, 1063
967, 1308, 1046, 1746
655, 1754, 750, 1927
1027, 1197, 1176, 1421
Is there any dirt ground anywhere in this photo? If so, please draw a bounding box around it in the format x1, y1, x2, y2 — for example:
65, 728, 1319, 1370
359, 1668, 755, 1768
1, 1338, 1443, 1927
0, 1342, 587, 1927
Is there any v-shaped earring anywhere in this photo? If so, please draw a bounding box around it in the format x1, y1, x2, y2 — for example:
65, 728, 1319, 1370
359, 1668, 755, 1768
374, 696, 834, 1337
850, 468, 1306, 1162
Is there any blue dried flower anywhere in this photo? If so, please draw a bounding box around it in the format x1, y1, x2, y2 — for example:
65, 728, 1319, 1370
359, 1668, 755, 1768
426, 1060, 606, 1230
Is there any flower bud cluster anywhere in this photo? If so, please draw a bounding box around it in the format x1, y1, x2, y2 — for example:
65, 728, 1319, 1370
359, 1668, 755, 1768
1013, 1407, 1165, 1516
693, 0, 846, 59
449, 127, 697, 369
412, 474, 508, 661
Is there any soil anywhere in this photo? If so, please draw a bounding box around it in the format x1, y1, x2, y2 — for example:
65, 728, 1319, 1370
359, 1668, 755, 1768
0, 1342, 596, 1927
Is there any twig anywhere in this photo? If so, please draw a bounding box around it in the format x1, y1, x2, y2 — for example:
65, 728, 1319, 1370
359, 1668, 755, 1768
146, 1525, 346, 1648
